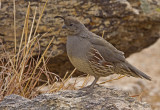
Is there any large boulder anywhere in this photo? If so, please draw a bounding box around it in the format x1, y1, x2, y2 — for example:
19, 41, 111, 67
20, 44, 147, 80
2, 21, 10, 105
0, 85, 151, 110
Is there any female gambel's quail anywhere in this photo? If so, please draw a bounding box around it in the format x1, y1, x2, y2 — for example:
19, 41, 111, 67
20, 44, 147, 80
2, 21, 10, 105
55, 16, 151, 90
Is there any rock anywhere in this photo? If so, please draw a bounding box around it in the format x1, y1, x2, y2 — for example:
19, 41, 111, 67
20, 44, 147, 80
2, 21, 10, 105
0, 85, 151, 110
0, 0, 160, 76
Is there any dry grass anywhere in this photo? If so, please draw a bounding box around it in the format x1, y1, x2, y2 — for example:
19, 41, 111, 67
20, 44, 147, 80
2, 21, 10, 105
0, 0, 1, 9
0, 0, 64, 100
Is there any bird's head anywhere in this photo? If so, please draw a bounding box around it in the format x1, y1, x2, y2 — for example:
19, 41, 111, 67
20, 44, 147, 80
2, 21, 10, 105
55, 16, 87, 35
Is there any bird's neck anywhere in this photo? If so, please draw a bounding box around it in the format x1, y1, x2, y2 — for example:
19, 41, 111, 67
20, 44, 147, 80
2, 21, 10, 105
68, 28, 89, 37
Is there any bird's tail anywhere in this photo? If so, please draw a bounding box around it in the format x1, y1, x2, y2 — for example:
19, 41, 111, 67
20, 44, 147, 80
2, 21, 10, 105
125, 61, 151, 81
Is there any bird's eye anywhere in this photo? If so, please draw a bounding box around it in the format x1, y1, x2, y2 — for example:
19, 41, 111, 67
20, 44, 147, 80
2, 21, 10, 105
70, 24, 73, 26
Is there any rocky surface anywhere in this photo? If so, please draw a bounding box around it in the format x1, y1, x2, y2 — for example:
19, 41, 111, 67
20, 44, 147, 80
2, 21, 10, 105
0, 0, 160, 76
0, 85, 151, 110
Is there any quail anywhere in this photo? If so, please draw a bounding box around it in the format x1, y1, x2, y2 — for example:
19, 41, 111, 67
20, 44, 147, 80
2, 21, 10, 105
55, 16, 151, 90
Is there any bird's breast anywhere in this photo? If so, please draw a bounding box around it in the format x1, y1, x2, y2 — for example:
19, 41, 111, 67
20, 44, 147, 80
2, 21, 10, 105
66, 36, 90, 58
66, 36, 93, 74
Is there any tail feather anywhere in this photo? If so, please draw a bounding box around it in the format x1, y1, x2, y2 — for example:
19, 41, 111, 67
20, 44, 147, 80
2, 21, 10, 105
125, 61, 151, 81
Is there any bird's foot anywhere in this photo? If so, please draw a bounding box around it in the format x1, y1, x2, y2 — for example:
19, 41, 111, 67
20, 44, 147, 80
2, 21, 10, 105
77, 89, 93, 97
77, 85, 96, 97
77, 77, 99, 96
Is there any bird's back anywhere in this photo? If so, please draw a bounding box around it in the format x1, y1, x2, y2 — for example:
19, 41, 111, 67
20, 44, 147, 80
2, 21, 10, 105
87, 33, 151, 80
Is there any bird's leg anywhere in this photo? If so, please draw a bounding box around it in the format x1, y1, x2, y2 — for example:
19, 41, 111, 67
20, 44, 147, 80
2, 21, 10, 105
80, 76, 99, 91
77, 77, 99, 96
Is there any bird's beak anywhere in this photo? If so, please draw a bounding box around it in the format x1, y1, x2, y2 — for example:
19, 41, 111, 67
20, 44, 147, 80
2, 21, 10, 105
62, 24, 67, 29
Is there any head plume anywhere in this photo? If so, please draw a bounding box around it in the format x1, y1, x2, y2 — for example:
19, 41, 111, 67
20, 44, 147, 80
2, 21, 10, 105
55, 16, 87, 35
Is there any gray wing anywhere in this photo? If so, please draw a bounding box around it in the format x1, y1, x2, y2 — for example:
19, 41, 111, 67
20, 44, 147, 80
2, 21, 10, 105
87, 34, 151, 80
88, 34, 125, 63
